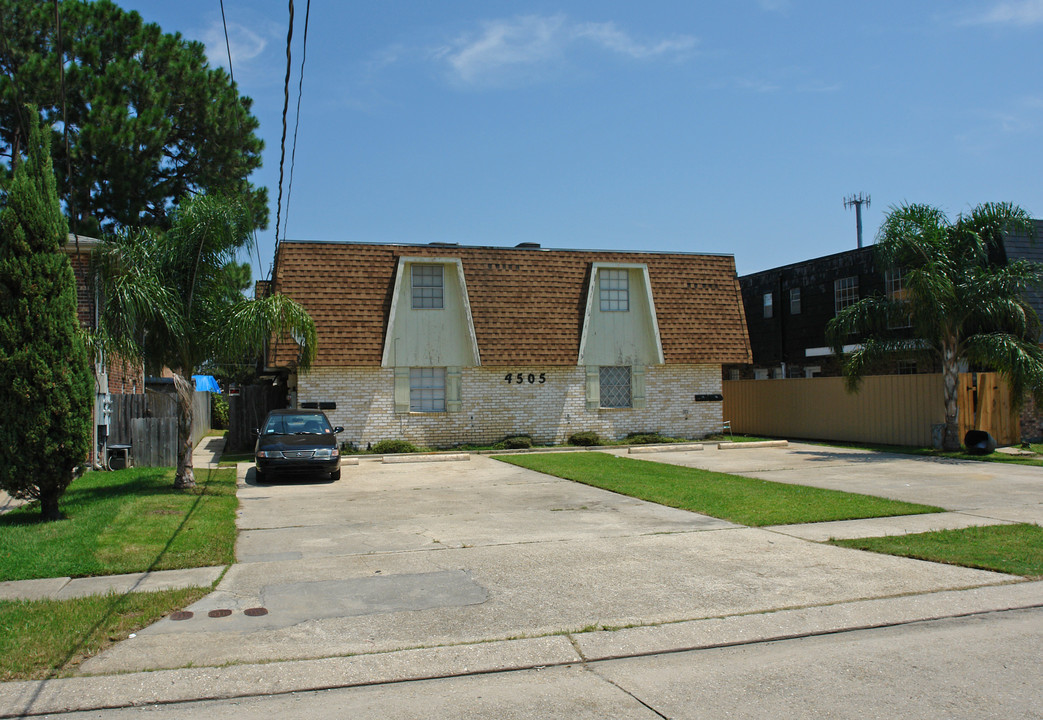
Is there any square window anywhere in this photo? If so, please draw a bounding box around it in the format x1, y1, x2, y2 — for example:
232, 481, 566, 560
834, 276, 859, 314
600, 269, 629, 312
411, 265, 443, 309
409, 367, 445, 412
897, 360, 917, 375
599, 366, 632, 408
763, 292, 773, 318
790, 287, 801, 315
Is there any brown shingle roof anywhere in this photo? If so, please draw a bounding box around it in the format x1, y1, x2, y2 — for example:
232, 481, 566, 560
270, 243, 751, 367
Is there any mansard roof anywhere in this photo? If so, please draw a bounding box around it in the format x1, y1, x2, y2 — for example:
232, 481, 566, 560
269, 242, 751, 367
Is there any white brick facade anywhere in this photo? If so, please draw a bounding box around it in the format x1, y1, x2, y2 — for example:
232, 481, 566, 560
296, 365, 723, 448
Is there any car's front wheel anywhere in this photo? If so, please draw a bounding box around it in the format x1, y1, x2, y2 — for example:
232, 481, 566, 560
255, 467, 267, 483
330, 468, 341, 481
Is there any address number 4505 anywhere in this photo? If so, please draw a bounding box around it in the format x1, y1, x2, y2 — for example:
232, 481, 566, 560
505, 372, 546, 384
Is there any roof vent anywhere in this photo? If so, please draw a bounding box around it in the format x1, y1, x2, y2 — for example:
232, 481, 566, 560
428, 242, 459, 247
515, 242, 541, 249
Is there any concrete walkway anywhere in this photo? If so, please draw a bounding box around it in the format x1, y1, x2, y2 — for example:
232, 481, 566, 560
2, 442, 1041, 717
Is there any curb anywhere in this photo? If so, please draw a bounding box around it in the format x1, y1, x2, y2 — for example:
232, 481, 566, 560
628, 443, 704, 454
382, 453, 471, 464
717, 440, 789, 450
2, 581, 1039, 717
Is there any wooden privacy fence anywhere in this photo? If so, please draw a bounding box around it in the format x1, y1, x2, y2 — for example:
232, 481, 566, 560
723, 372, 1019, 448
108, 391, 213, 467
226, 383, 286, 452
959, 373, 1019, 446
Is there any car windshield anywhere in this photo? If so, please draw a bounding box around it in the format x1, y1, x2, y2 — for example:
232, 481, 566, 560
263, 413, 332, 435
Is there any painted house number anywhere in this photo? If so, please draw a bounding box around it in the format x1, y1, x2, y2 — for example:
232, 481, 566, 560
505, 372, 546, 385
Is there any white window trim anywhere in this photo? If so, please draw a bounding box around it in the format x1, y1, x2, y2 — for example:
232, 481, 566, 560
834, 276, 859, 315
789, 287, 801, 315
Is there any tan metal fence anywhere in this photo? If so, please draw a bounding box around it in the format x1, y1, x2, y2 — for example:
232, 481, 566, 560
723, 373, 1019, 447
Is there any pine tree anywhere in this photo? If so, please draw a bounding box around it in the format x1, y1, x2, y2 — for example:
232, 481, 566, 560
0, 111, 93, 520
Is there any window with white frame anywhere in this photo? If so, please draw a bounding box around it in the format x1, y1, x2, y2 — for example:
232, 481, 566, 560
790, 287, 801, 315
834, 276, 858, 314
411, 264, 444, 309
409, 367, 446, 412
599, 269, 629, 312
599, 366, 632, 408
763, 292, 773, 318
885, 267, 912, 328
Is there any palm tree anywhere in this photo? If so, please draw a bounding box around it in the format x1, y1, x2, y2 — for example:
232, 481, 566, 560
827, 202, 1043, 452
93, 195, 316, 488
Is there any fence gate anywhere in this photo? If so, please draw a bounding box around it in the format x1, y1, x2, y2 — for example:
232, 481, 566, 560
958, 372, 1020, 446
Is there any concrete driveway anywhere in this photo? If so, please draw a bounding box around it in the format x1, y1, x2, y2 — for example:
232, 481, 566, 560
77, 447, 1030, 675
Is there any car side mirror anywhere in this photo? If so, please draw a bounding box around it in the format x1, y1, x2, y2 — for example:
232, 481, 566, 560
251, 428, 260, 438
333, 426, 344, 434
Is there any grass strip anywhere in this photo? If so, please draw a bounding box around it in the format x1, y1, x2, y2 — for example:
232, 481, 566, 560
831, 523, 1043, 577
495, 452, 942, 526
0, 467, 237, 582
0, 587, 209, 681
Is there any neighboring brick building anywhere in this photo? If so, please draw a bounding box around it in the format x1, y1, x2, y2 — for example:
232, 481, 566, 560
63, 234, 143, 394
731, 246, 927, 380
267, 241, 751, 448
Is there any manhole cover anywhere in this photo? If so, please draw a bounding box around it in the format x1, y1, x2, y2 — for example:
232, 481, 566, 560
169, 611, 194, 621
244, 607, 268, 617
208, 609, 233, 618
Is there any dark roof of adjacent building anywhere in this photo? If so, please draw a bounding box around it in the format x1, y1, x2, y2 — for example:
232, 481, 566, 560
269, 241, 752, 367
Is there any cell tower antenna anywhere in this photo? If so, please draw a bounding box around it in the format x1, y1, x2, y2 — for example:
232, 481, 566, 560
844, 193, 871, 248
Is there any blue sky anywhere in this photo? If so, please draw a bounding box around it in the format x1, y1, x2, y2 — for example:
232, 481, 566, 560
119, 1, 1043, 280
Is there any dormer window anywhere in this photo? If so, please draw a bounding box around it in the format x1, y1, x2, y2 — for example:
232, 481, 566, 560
600, 269, 629, 312
411, 264, 443, 309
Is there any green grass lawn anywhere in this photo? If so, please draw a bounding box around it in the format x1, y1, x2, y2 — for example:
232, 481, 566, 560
0, 467, 237, 582
831, 523, 1043, 577
0, 587, 210, 681
495, 452, 942, 526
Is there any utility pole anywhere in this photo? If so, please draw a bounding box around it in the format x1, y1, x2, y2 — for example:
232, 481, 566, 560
844, 193, 871, 248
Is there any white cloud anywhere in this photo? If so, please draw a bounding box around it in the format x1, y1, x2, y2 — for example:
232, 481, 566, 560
433, 15, 697, 87
202, 19, 268, 69
959, 0, 1043, 26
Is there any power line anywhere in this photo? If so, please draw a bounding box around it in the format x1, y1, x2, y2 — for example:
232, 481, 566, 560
219, 0, 265, 288
280, 0, 311, 243
272, 0, 295, 278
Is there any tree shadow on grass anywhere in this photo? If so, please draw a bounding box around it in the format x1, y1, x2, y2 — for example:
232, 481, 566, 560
14, 466, 226, 715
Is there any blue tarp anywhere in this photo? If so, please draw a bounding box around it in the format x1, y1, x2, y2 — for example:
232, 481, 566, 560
192, 375, 222, 393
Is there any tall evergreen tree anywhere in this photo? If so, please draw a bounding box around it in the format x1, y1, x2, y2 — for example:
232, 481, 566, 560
0, 112, 92, 520
0, 0, 267, 234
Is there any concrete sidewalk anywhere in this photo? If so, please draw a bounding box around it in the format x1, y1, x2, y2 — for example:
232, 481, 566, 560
2, 442, 1041, 717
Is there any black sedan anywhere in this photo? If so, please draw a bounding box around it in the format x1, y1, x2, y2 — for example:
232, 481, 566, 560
254, 409, 344, 482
